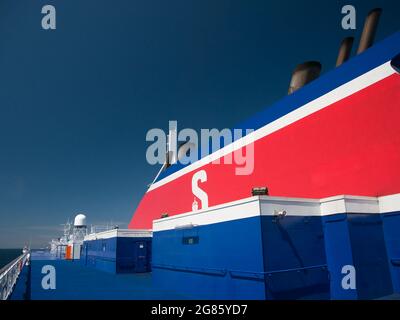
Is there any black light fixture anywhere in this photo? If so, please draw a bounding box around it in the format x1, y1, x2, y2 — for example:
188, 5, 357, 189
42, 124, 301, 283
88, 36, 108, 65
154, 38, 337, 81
251, 187, 269, 196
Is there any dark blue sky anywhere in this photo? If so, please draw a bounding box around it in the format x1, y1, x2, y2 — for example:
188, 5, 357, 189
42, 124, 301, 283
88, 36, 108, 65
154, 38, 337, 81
0, 0, 399, 248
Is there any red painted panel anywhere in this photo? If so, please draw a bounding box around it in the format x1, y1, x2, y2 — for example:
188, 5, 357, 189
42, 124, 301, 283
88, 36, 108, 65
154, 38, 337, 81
65, 245, 72, 260
130, 74, 400, 229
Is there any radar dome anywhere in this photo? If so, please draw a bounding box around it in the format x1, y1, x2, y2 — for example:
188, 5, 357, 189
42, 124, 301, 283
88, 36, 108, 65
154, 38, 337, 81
74, 214, 87, 227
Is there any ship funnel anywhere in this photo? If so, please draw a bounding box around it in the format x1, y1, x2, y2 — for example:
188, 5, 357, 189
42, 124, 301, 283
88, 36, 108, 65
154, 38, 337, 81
391, 53, 400, 74
357, 8, 382, 54
336, 37, 354, 67
288, 61, 322, 94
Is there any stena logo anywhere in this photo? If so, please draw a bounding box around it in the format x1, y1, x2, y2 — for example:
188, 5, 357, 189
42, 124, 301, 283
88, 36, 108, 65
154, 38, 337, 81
192, 170, 208, 211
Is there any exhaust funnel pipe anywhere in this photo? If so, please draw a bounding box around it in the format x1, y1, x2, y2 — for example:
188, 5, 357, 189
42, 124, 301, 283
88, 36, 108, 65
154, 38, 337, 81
288, 61, 322, 94
336, 37, 354, 67
357, 8, 382, 54
391, 53, 400, 74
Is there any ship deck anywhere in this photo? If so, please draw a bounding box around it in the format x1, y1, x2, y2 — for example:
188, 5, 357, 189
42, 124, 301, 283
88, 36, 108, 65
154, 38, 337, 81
23, 251, 187, 300
10, 251, 400, 300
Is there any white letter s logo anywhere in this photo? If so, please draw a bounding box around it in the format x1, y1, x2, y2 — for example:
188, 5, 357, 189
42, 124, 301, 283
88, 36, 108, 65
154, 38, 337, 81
192, 170, 208, 210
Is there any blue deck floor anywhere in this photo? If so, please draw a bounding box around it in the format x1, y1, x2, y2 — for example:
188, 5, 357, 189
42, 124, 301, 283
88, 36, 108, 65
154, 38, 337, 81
28, 251, 188, 300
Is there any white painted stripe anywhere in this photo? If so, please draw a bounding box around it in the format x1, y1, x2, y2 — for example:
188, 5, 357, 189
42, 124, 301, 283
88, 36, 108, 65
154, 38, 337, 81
84, 229, 152, 241
153, 197, 261, 232
379, 193, 400, 213
153, 194, 395, 232
259, 198, 321, 217
320, 195, 379, 215
148, 61, 395, 192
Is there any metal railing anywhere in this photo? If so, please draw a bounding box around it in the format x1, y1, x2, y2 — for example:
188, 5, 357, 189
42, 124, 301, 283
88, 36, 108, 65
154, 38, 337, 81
0, 252, 30, 300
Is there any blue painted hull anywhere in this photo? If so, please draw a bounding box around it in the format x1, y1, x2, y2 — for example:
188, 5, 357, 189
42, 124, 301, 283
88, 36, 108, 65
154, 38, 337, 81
152, 216, 329, 300
151, 196, 400, 300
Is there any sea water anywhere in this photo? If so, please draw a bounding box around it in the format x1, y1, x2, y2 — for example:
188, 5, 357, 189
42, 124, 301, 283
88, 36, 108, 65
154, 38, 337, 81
0, 249, 22, 269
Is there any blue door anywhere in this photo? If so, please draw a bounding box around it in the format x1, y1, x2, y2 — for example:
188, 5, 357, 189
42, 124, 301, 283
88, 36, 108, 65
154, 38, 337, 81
135, 242, 147, 272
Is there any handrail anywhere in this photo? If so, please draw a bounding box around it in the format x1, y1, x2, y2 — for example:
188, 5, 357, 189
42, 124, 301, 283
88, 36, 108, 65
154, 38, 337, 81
230, 264, 328, 280
0, 252, 30, 300
152, 263, 328, 280
152, 263, 227, 276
